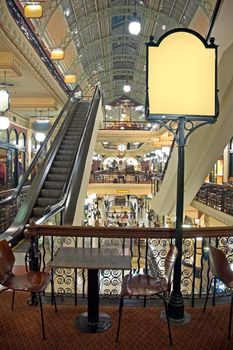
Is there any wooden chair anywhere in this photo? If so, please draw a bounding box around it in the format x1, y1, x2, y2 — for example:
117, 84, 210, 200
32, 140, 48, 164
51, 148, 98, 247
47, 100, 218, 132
203, 244, 233, 339
0, 240, 57, 339
116, 245, 178, 346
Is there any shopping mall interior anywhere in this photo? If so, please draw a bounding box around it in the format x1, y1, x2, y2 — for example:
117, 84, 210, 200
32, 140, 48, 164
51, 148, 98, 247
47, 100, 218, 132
0, 0, 233, 349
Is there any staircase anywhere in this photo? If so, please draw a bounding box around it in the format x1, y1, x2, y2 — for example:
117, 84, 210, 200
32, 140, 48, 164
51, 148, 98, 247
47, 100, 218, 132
30, 102, 90, 222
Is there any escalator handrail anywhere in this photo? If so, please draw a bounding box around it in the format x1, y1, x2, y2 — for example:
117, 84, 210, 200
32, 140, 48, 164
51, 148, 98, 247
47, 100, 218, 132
161, 130, 177, 181
0, 85, 80, 208
34, 86, 101, 225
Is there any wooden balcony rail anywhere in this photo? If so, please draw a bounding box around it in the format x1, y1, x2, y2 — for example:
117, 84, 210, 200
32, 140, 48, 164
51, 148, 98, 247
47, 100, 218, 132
24, 224, 233, 307
24, 223, 233, 239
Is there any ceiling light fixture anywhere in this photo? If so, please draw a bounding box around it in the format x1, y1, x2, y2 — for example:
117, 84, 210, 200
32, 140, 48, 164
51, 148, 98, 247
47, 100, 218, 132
24, 2, 43, 18
50, 48, 65, 60
64, 74, 76, 84
123, 84, 131, 93
35, 132, 46, 142
0, 115, 10, 130
128, 2, 141, 36
0, 72, 11, 129
128, 19, 141, 35
0, 90, 10, 113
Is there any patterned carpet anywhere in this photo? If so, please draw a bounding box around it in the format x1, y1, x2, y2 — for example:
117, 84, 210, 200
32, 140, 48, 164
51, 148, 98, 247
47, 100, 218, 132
0, 291, 232, 350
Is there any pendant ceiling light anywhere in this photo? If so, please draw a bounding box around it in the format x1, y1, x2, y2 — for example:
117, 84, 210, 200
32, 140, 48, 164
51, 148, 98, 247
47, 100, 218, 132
31, 109, 52, 143
24, 3, 43, 18
35, 132, 46, 142
123, 84, 131, 93
64, 74, 76, 84
0, 72, 11, 129
0, 90, 10, 113
0, 115, 10, 130
128, 2, 141, 35
50, 48, 65, 60
128, 19, 141, 35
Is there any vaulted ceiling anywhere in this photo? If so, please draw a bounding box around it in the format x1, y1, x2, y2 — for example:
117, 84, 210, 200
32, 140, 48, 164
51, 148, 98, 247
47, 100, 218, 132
30, 0, 218, 105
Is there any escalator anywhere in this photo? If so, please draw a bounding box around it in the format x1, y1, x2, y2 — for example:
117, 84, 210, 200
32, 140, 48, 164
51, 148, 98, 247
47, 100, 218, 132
1, 87, 101, 246
30, 102, 89, 222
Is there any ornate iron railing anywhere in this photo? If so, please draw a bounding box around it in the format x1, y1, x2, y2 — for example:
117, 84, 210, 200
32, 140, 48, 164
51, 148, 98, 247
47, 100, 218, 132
0, 186, 29, 233
89, 171, 153, 184
195, 182, 233, 216
24, 224, 233, 306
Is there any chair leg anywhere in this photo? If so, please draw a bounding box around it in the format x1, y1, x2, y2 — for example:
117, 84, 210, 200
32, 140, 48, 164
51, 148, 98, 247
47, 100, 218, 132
116, 296, 124, 342
38, 293, 46, 340
228, 293, 233, 340
163, 296, 172, 346
51, 279, 57, 313
11, 290, 15, 310
143, 296, 147, 308
203, 278, 212, 313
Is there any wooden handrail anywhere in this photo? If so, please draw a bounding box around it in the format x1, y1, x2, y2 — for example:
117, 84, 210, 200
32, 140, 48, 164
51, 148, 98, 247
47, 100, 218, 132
24, 224, 233, 239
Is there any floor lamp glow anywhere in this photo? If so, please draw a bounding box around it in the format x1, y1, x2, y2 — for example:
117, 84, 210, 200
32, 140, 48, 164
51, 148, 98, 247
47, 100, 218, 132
145, 29, 219, 322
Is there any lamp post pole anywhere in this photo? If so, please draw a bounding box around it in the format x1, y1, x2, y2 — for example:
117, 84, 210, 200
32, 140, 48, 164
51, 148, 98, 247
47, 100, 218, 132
157, 117, 215, 323
167, 117, 186, 320
158, 117, 216, 323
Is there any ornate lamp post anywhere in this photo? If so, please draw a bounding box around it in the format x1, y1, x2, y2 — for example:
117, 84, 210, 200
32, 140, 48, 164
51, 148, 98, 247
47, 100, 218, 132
145, 29, 219, 322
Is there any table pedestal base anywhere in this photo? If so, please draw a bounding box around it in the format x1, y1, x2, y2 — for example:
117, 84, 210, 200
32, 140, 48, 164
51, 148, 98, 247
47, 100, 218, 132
75, 312, 111, 333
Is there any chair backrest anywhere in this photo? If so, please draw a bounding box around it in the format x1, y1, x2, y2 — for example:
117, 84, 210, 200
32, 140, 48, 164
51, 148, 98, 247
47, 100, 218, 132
0, 240, 15, 283
164, 245, 178, 285
208, 245, 233, 287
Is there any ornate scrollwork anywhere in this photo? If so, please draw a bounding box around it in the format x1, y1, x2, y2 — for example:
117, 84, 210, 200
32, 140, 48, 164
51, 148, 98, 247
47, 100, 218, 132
40, 235, 233, 301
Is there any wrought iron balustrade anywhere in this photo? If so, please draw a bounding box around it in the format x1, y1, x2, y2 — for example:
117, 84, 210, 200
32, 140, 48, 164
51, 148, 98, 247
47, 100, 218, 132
101, 121, 153, 131
89, 171, 153, 184
195, 182, 233, 216
0, 186, 29, 233
24, 224, 233, 307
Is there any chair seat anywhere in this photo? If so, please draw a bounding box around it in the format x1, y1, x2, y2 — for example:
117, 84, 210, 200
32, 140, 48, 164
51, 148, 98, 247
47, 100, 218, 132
223, 269, 233, 288
121, 274, 168, 297
3, 272, 51, 293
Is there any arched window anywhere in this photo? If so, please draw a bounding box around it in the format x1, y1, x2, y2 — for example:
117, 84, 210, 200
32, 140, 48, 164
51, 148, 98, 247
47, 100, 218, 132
18, 132, 26, 148
0, 129, 8, 143
31, 134, 37, 155
9, 128, 18, 145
